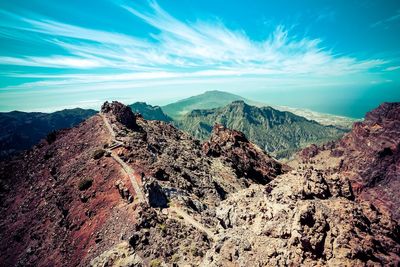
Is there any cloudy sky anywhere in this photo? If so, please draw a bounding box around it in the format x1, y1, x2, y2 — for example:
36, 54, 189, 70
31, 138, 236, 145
0, 0, 399, 116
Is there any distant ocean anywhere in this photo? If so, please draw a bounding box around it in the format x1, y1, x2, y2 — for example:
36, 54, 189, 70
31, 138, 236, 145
246, 84, 400, 119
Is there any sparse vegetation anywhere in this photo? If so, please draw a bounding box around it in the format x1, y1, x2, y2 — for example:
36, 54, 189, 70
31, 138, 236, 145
92, 149, 105, 159
78, 178, 93, 191
190, 244, 203, 256
171, 254, 180, 263
46, 130, 57, 144
149, 259, 161, 267
157, 223, 167, 233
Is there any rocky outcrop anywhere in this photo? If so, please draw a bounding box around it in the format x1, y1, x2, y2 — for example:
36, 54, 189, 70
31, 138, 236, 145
203, 124, 287, 184
205, 170, 400, 266
101, 101, 138, 130
143, 178, 168, 208
297, 102, 400, 220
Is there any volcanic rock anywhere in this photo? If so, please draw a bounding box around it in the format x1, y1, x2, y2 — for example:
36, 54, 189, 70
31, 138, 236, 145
1, 101, 399, 266
296, 102, 400, 220
203, 124, 287, 185
205, 170, 400, 266
101, 101, 138, 130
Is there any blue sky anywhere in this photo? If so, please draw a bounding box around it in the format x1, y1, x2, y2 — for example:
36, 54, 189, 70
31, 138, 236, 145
0, 0, 399, 117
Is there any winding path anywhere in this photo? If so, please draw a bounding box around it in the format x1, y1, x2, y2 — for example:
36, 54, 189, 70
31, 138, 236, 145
169, 206, 215, 240
100, 113, 216, 240
100, 113, 145, 203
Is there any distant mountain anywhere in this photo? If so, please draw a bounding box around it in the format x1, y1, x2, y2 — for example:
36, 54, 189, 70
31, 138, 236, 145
162, 90, 356, 129
0, 108, 96, 159
177, 100, 346, 158
129, 102, 172, 122
161, 90, 260, 120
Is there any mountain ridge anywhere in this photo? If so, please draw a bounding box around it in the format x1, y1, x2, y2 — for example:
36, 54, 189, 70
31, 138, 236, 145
1, 101, 399, 266
177, 100, 346, 159
293, 101, 400, 221
0, 108, 97, 159
162, 90, 357, 128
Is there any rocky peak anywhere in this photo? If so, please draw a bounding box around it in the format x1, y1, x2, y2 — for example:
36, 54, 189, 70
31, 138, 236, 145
101, 101, 138, 129
203, 124, 287, 184
229, 100, 247, 108
207, 123, 248, 147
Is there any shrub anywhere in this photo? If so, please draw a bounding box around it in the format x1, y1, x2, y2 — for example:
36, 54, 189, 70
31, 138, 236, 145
149, 259, 161, 267
157, 223, 166, 233
92, 149, 105, 160
46, 131, 57, 144
78, 178, 93, 191
171, 254, 179, 263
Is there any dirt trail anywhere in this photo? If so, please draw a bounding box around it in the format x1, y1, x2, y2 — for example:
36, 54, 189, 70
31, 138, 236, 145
110, 152, 145, 202
100, 113, 145, 203
100, 113, 216, 240
169, 206, 216, 240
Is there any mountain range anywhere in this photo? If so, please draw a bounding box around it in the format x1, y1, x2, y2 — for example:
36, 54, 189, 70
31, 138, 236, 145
0, 101, 398, 266
161, 90, 258, 121
177, 100, 346, 159
0, 91, 353, 160
0, 108, 96, 159
161, 90, 357, 128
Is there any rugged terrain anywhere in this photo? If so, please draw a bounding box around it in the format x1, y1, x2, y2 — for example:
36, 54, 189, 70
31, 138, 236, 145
293, 102, 400, 221
177, 100, 346, 159
0, 101, 284, 266
162, 90, 357, 128
0, 91, 354, 161
0, 101, 399, 267
0, 108, 97, 159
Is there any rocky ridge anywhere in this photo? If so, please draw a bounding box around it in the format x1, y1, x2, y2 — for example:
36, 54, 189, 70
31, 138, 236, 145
204, 169, 399, 266
0, 101, 284, 266
295, 102, 400, 221
177, 100, 346, 159
0, 101, 399, 266
0, 108, 97, 159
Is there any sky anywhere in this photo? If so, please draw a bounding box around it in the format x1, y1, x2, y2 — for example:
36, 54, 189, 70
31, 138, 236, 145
0, 0, 399, 117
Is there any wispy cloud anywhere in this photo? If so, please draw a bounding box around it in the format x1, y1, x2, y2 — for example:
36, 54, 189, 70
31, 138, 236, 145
0, 0, 389, 96
371, 9, 400, 28
0, 56, 102, 68
385, 65, 400, 71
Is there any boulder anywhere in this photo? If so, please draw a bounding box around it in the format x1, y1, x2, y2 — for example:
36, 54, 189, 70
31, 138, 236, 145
101, 101, 138, 130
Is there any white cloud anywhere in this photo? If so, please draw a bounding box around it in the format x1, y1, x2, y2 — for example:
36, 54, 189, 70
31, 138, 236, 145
385, 66, 400, 71
0, 56, 102, 68
371, 9, 400, 28
0, 0, 388, 91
